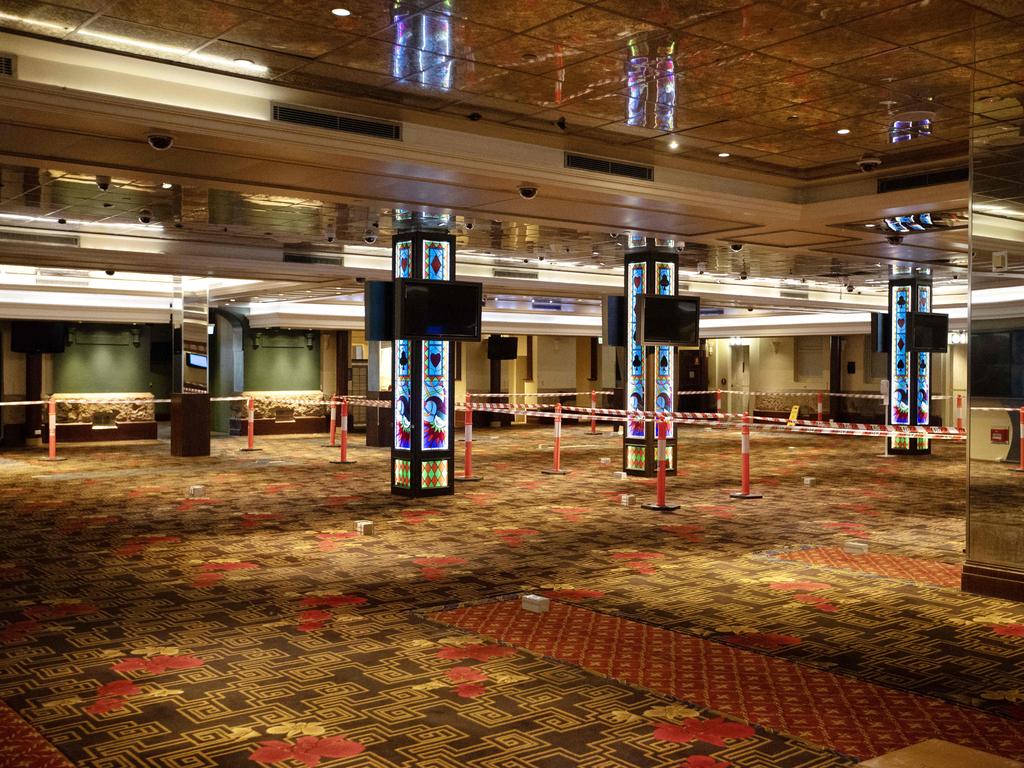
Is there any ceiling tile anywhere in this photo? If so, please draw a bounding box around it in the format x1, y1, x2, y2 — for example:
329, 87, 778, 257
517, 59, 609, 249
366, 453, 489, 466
251, 0, 398, 37
679, 2, 827, 49
221, 16, 357, 57
681, 119, 777, 142
918, 19, 1024, 64
847, 0, 998, 46
460, 35, 592, 77
0, 0, 94, 34
760, 26, 896, 68
747, 103, 843, 130
103, 0, 249, 38
770, 0, 909, 24
825, 47, 956, 87
447, 0, 585, 33
71, 17, 208, 58
684, 50, 810, 90
319, 36, 408, 77
523, 7, 660, 54
591, 0, 752, 29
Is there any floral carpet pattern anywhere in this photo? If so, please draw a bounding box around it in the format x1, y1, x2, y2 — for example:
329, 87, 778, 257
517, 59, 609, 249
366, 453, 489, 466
0, 424, 1021, 767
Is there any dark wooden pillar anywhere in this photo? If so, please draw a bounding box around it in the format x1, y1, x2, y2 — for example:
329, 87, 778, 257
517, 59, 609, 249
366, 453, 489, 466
25, 352, 42, 439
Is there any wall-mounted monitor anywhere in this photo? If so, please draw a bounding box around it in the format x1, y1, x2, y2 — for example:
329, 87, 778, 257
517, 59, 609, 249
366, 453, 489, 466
602, 295, 626, 347
10, 321, 66, 354
364, 280, 394, 341
638, 295, 700, 346
911, 312, 949, 352
185, 352, 209, 369
395, 279, 483, 341
487, 335, 518, 360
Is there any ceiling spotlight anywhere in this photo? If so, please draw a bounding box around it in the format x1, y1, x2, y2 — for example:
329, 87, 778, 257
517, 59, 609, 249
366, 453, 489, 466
717, 152, 730, 158
864, 223, 877, 228
161, 182, 173, 189
668, 140, 680, 150
331, 7, 351, 16
836, 128, 851, 135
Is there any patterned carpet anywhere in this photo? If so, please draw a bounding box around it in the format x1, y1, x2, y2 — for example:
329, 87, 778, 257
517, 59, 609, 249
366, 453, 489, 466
0, 423, 1022, 768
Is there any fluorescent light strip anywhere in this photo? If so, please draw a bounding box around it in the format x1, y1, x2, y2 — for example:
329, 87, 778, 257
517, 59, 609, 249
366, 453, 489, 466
0, 213, 164, 231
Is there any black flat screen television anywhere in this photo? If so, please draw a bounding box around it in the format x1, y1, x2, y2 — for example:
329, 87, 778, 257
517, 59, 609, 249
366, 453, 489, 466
10, 321, 66, 354
911, 312, 949, 352
487, 335, 518, 360
394, 279, 483, 341
871, 312, 890, 353
364, 280, 394, 341
638, 295, 700, 346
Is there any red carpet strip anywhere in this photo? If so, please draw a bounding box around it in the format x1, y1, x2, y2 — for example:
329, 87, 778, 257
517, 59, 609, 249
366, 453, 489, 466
434, 600, 1024, 761
768, 546, 963, 588
0, 699, 75, 768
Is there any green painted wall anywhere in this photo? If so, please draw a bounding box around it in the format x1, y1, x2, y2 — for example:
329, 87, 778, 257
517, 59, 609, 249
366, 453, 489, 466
53, 324, 154, 394
244, 330, 320, 391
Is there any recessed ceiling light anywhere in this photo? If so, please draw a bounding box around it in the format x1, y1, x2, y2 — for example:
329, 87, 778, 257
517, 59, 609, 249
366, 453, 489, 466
331, 7, 351, 16
865, 223, 877, 228
161, 182, 173, 189
836, 128, 851, 135
718, 152, 731, 158
668, 140, 680, 149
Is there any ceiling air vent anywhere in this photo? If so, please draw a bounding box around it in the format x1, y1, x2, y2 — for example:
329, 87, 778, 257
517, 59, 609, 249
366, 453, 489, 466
283, 252, 344, 266
780, 289, 809, 300
0, 55, 16, 78
877, 166, 968, 193
565, 153, 653, 181
492, 268, 539, 279
0, 230, 79, 247
272, 104, 401, 141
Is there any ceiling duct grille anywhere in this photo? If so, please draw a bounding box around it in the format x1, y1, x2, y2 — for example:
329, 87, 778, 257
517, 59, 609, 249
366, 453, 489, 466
0, 55, 15, 78
877, 167, 968, 193
272, 104, 401, 141
283, 252, 344, 266
565, 153, 653, 181
780, 289, 809, 300
492, 268, 539, 279
0, 230, 79, 247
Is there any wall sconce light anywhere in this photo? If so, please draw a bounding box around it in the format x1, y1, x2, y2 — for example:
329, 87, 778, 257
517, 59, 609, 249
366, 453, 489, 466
728, 336, 745, 347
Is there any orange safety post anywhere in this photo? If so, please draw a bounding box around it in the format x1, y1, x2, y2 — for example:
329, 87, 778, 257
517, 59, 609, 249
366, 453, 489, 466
956, 394, 964, 431
323, 395, 338, 447
240, 396, 261, 452
42, 397, 67, 462
1015, 405, 1024, 473
729, 412, 762, 499
642, 415, 679, 512
542, 403, 569, 475
457, 393, 481, 482
331, 398, 357, 464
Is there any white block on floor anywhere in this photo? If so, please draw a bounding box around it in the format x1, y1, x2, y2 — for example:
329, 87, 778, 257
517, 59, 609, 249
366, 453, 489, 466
521, 594, 550, 614
355, 520, 374, 536
804, 476, 817, 486
621, 494, 635, 506
614, 471, 628, 480
188, 485, 205, 498
842, 540, 869, 555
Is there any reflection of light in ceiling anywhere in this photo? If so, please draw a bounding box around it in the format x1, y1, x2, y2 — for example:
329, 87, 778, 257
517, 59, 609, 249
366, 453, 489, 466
0, 212, 164, 231
0, 11, 67, 32
626, 41, 675, 131
393, 1, 452, 91
889, 113, 934, 144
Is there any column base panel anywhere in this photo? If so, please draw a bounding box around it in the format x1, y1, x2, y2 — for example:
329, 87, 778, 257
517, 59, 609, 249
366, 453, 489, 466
962, 562, 1024, 602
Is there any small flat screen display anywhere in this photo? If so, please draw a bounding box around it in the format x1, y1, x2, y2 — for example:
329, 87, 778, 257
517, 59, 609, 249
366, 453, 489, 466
11, 321, 66, 354
639, 296, 700, 346
911, 312, 948, 352
186, 352, 209, 369
487, 335, 518, 360
396, 279, 483, 341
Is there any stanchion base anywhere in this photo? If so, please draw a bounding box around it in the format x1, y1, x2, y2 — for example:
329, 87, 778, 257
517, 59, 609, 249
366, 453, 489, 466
729, 491, 763, 500
40, 456, 68, 462
321, 443, 338, 448
330, 459, 357, 465
1011, 467, 1024, 472
240, 448, 263, 452
455, 475, 482, 482
584, 432, 607, 437
642, 503, 680, 512
542, 469, 570, 475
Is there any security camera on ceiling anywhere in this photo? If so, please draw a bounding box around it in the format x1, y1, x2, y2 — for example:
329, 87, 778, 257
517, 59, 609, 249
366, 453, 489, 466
729, 243, 743, 252
518, 184, 538, 200
137, 208, 153, 224
95, 175, 111, 192
146, 133, 174, 151
857, 155, 882, 172
363, 228, 378, 244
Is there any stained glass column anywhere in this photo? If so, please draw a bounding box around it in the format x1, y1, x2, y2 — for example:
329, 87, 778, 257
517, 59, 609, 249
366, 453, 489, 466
887, 271, 932, 456
391, 229, 456, 497
623, 237, 678, 477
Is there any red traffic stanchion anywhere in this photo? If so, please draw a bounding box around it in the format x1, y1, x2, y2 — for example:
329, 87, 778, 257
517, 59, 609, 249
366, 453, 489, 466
240, 396, 261, 452
331, 398, 357, 464
41, 397, 67, 462
1013, 405, 1024, 473
642, 416, 679, 512
817, 391, 824, 422
457, 393, 481, 482
730, 412, 762, 499
956, 394, 964, 432
542, 403, 570, 475
323, 395, 338, 447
